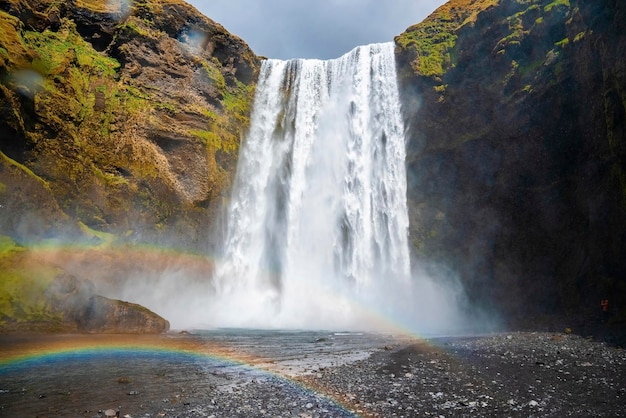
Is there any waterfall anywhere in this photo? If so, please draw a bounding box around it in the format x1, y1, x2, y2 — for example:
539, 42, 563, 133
211, 42, 412, 330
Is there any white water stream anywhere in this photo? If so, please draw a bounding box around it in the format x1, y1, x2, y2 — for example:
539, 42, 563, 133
210, 43, 415, 330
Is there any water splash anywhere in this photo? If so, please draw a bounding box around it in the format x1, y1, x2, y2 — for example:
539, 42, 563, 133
211, 43, 412, 330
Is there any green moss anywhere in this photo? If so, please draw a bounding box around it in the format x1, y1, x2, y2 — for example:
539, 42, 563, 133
0, 151, 51, 191
24, 22, 119, 78
0, 10, 30, 67
190, 129, 223, 149
117, 84, 152, 116
396, 23, 458, 77
555, 37, 570, 48
573, 31, 586, 42
0, 235, 21, 254
120, 16, 156, 38
14, 18, 122, 136
189, 80, 255, 155
503, 60, 519, 86
154, 102, 177, 112
223, 83, 254, 125
395, 0, 499, 77
78, 221, 117, 244
544, 0, 570, 13
93, 166, 129, 187
74, 0, 124, 13
201, 58, 227, 92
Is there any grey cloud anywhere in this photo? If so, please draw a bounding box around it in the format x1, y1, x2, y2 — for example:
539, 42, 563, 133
188, 0, 446, 59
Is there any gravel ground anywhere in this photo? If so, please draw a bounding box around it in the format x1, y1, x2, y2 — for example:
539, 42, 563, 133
129, 332, 626, 417
294, 332, 626, 417
1, 332, 625, 417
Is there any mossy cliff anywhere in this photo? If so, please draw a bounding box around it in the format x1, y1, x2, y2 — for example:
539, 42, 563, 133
396, 0, 626, 339
0, 0, 259, 332
0, 0, 259, 248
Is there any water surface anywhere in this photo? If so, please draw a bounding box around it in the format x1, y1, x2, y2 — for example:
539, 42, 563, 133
0, 330, 396, 417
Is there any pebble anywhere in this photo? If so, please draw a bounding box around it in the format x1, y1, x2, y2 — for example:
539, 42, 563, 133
5, 332, 625, 417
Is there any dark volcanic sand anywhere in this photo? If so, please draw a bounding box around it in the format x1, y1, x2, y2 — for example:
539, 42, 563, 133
0, 331, 624, 417
300, 332, 626, 417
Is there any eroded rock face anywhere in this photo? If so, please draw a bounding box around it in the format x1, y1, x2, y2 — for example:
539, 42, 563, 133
76, 295, 170, 334
0, 0, 260, 248
396, 0, 626, 336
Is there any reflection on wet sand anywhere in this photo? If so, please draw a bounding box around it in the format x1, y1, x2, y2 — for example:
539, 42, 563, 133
0, 330, 402, 417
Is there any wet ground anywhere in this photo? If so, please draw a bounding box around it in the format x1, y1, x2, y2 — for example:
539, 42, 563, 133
0, 330, 624, 417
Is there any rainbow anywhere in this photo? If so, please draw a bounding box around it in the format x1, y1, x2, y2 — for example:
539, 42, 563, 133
19, 242, 469, 335
0, 333, 370, 417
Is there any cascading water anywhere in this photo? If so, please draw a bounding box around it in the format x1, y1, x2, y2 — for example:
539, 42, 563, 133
210, 42, 416, 330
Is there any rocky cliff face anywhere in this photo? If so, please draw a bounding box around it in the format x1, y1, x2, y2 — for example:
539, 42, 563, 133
396, 0, 626, 339
0, 0, 259, 248
0, 0, 258, 332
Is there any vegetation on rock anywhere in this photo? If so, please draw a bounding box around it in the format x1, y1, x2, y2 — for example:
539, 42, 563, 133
395, 0, 498, 77
396, 0, 626, 342
0, 0, 259, 332
0, 236, 64, 331
0, 0, 259, 248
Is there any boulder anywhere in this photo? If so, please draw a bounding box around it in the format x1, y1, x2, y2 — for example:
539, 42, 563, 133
76, 295, 170, 334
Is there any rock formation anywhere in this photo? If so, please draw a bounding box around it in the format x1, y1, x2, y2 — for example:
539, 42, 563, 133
0, 0, 258, 332
76, 294, 169, 334
396, 0, 625, 340
0, 0, 259, 248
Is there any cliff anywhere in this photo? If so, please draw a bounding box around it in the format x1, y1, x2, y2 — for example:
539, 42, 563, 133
0, 0, 259, 248
0, 0, 259, 332
396, 0, 626, 341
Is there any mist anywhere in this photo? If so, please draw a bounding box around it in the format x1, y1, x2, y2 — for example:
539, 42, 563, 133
120, 43, 490, 336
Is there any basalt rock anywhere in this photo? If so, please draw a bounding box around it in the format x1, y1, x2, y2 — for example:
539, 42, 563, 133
76, 294, 169, 334
396, 0, 626, 341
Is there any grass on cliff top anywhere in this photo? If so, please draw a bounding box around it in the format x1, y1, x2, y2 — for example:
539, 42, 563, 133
395, 0, 498, 77
396, 0, 572, 78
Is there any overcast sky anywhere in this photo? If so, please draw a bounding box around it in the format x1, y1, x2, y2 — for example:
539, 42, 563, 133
186, 0, 447, 60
